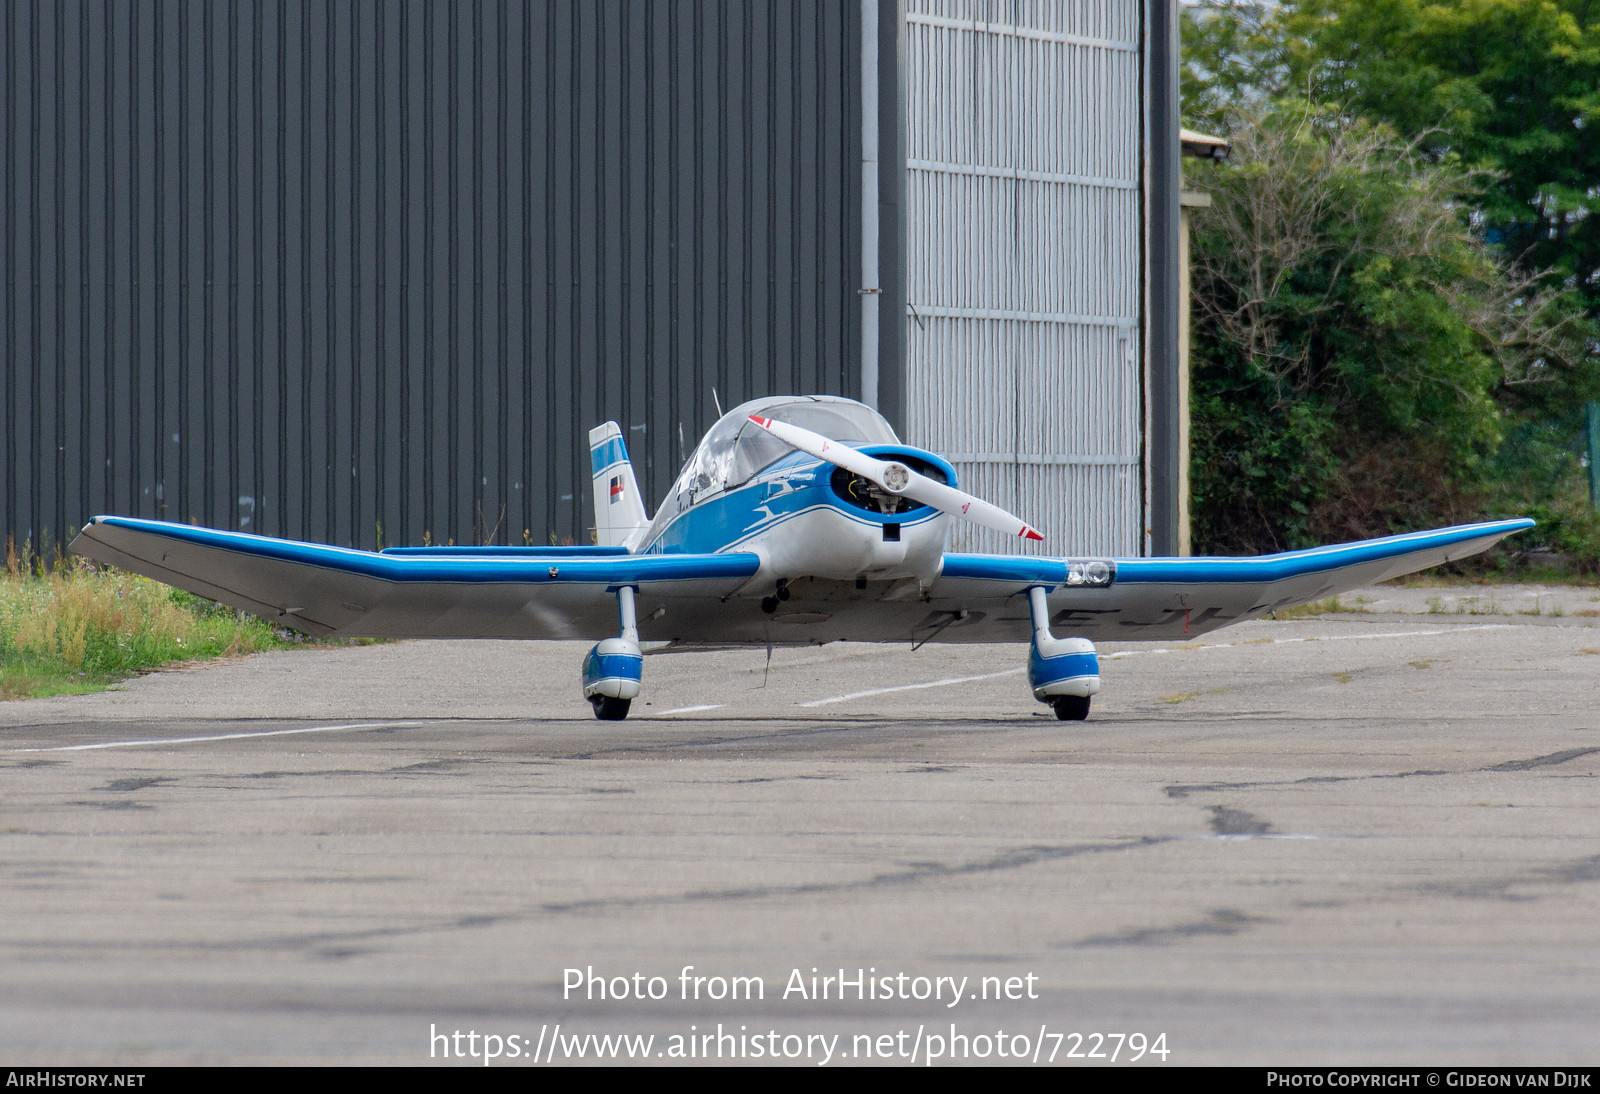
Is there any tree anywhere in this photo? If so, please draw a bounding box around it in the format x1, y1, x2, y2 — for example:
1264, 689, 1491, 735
1184, 0, 1600, 317
1182, 1, 1600, 567
1188, 102, 1592, 553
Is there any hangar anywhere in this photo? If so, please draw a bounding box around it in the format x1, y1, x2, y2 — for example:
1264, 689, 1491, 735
0, 0, 1180, 557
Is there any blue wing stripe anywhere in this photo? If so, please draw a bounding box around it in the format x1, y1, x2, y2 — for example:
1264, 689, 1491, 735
939, 555, 1072, 584
940, 519, 1532, 588
1116, 519, 1533, 584
381, 545, 632, 558
90, 517, 758, 584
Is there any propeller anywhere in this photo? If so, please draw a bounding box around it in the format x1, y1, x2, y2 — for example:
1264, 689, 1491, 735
748, 415, 1044, 542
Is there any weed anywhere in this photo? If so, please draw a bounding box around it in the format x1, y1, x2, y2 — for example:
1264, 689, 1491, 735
0, 562, 337, 701
1157, 688, 1227, 704
1275, 596, 1343, 619
1425, 594, 1506, 615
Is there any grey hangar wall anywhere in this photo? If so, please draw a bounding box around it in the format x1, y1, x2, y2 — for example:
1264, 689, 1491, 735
1, 0, 1177, 556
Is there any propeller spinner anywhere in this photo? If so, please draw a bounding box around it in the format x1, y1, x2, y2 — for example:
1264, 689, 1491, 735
748, 415, 1045, 542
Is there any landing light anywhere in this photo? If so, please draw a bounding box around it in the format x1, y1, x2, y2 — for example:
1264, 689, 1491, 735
1065, 560, 1115, 587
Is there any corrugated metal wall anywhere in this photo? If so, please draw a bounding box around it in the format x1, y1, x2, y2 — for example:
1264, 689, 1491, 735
903, 0, 1144, 556
1, 0, 863, 552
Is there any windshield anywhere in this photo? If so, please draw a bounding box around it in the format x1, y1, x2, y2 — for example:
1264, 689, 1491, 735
670, 396, 900, 504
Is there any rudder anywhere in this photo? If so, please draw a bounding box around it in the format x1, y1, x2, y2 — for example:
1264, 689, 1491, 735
589, 422, 650, 548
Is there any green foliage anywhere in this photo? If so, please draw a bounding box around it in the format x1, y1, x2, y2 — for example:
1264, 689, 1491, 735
1188, 103, 1583, 550
1291, 0, 1600, 314
1183, 3, 1600, 566
1481, 411, 1600, 573
0, 554, 328, 700
1184, 0, 1600, 314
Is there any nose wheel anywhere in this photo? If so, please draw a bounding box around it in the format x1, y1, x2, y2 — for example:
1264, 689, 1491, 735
1050, 695, 1091, 721
590, 695, 633, 721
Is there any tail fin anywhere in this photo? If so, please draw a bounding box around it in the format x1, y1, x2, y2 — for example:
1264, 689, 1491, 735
589, 422, 650, 549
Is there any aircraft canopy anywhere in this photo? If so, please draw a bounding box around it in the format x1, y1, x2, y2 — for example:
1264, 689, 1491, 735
670, 396, 899, 504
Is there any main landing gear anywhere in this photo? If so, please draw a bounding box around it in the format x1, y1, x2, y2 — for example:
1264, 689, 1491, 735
581, 585, 643, 720
1025, 586, 1099, 721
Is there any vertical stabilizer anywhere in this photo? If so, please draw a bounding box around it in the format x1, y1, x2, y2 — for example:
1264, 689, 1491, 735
589, 423, 650, 549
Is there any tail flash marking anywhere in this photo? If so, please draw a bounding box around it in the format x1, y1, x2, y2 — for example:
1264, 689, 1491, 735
588, 422, 650, 549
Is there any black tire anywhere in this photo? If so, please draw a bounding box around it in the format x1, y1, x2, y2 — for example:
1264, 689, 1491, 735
590, 695, 632, 721
1051, 695, 1091, 721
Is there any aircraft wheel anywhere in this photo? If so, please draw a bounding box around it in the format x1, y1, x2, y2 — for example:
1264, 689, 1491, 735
591, 696, 632, 721
1051, 695, 1091, 721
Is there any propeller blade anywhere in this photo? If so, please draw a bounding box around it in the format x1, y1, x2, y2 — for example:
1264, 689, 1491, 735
748, 415, 1044, 542
888, 468, 1046, 542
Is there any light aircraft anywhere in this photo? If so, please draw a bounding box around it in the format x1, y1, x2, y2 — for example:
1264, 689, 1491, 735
71, 395, 1532, 721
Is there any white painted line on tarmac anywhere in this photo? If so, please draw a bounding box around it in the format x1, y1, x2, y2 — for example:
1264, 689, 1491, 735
796, 625, 1517, 708
1101, 624, 1514, 660
800, 668, 1025, 708
650, 704, 724, 716
14, 721, 422, 753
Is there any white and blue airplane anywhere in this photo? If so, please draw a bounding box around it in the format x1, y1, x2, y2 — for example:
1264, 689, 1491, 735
70, 395, 1532, 721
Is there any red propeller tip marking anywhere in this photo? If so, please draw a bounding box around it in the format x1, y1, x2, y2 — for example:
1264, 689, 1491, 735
749, 415, 771, 427
1023, 528, 1043, 541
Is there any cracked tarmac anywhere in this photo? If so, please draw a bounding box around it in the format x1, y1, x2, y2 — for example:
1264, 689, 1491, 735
1, 597, 1599, 1064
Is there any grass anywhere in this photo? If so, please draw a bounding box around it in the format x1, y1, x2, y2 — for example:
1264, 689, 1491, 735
1419, 593, 1575, 617
1423, 594, 1508, 616
1, 544, 339, 700
1394, 566, 1600, 588
1157, 688, 1228, 704
1273, 595, 1361, 619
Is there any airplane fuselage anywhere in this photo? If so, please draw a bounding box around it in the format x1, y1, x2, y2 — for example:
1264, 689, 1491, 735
641, 445, 954, 587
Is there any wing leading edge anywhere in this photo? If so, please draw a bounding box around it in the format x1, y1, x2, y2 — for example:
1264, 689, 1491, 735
928, 519, 1535, 641
70, 516, 1534, 647
70, 516, 759, 640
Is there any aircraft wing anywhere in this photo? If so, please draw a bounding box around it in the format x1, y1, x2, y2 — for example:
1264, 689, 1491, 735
71, 515, 1534, 647
70, 516, 760, 640
924, 518, 1536, 641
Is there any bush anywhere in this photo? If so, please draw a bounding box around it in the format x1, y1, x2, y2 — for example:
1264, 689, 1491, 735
1189, 100, 1597, 562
